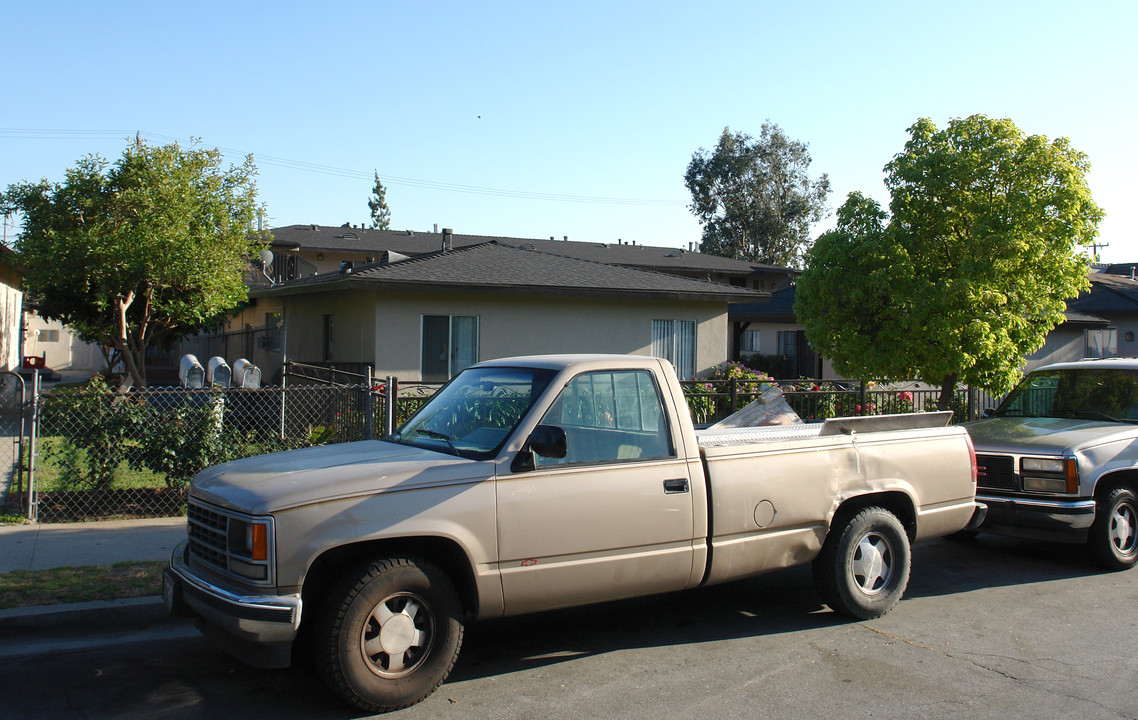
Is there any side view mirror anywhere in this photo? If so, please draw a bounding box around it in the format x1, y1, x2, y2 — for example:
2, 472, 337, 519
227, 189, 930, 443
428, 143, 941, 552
511, 425, 567, 473
529, 424, 567, 458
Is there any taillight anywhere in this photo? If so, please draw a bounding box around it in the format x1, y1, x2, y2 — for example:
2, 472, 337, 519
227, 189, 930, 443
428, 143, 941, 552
964, 432, 978, 485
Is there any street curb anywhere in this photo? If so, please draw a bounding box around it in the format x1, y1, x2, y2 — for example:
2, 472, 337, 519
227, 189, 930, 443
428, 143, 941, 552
0, 595, 170, 633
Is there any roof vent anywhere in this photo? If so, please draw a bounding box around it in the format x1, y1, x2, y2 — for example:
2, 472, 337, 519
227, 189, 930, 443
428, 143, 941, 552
381, 250, 409, 264
442, 228, 453, 252
517, 243, 535, 251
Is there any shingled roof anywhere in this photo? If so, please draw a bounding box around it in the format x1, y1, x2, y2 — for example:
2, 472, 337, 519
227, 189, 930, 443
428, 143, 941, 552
267, 224, 792, 277
252, 241, 766, 303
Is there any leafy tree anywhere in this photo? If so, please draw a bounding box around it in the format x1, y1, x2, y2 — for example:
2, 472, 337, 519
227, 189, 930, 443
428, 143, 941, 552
796, 115, 1102, 408
684, 123, 830, 268
1, 139, 267, 388
368, 171, 391, 230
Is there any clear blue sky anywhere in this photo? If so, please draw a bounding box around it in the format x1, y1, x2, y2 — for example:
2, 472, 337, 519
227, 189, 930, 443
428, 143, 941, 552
4, 1, 1135, 262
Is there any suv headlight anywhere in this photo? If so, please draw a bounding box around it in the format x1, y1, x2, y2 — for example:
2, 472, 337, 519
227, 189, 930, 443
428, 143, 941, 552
1020, 457, 1078, 493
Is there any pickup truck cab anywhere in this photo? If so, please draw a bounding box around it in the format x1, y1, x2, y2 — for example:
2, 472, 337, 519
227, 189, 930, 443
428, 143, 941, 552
164, 354, 982, 713
965, 357, 1138, 571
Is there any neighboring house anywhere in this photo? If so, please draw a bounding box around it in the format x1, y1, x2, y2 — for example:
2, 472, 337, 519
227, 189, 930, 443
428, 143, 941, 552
21, 309, 110, 378
0, 246, 22, 373
228, 240, 763, 382
257, 224, 796, 295
731, 270, 1138, 381
730, 286, 839, 379
1031, 269, 1138, 370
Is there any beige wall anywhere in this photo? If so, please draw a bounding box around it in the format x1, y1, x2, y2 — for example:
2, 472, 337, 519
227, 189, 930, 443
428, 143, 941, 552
0, 280, 21, 372
366, 291, 727, 382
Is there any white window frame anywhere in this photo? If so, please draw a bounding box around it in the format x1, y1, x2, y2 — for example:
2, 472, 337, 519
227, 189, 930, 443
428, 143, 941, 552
652, 319, 696, 380
1085, 327, 1118, 359
421, 315, 480, 382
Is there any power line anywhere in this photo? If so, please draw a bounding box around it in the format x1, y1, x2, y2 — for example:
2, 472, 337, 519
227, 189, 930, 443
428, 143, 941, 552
1, 128, 683, 207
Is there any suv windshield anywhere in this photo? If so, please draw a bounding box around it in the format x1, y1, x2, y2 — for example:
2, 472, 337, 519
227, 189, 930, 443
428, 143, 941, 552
389, 367, 556, 458
994, 368, 1138, 423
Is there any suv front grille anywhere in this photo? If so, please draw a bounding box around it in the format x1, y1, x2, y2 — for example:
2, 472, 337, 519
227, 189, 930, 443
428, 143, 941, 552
976, 454, 1016, 491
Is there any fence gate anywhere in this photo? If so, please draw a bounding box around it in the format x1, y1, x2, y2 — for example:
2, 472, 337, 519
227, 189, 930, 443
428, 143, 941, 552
0, 371, 30, 518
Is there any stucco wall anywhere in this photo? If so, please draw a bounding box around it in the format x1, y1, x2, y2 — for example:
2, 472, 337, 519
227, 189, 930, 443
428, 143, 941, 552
364, 291, 727, 381
0, 280, 21, 372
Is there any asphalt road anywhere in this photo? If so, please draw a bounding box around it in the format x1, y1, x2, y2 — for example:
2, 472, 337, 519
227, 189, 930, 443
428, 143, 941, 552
2, 535, 1136, 720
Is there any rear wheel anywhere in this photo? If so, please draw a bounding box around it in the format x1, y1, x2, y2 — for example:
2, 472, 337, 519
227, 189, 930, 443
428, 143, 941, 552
313, 557, 463, 713
813, 507, 911, 619
1088, 487, 1138, 571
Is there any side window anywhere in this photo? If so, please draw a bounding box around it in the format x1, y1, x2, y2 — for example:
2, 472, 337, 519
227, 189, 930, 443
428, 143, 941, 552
537, 370, 674, 467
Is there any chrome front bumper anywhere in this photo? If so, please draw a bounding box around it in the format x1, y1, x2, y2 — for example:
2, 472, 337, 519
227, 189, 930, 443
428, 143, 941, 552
164, 541, 302, 668
977, 493, 1096, 541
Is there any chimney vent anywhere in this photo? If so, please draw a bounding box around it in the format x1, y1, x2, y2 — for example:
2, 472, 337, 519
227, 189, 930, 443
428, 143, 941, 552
442, 228, 454, 252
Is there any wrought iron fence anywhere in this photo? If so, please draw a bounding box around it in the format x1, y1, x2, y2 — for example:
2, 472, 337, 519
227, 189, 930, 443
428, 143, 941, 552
680, 378, 999, 426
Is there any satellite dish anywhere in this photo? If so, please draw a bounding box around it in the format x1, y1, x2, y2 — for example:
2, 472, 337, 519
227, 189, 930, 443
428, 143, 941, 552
259, 249, 274, 272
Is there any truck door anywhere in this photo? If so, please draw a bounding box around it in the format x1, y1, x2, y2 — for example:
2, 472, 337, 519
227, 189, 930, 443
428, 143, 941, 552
496, 369, 697, 614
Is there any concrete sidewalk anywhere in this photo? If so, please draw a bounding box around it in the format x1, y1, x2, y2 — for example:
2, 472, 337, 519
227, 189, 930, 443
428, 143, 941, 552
0, 516, 186, 573
0, 517, 188, 637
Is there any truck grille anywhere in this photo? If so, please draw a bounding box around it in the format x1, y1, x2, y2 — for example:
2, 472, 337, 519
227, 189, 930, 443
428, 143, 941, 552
187, 502, 229, 572
976, 454, 1016, 491
186, 499, 274, 585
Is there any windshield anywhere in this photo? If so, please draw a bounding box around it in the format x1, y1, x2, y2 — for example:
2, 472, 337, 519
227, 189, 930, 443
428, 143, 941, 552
389, 366, 556, 458
994, 368, 1138, 423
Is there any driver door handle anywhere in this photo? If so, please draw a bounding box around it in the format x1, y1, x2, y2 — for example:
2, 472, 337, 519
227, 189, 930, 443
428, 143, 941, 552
663, 478, 689, 494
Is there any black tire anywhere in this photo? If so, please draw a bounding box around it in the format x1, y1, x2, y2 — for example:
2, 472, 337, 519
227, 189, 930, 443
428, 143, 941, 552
1088, 487, 1138, 571
313, 557, 464, 713
813, 506, 911, 619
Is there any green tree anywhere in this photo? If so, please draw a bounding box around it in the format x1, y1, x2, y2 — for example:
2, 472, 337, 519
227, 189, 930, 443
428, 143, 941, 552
796, 115, 1102, 408
684, 123, 830, 268
368, 171, 391, 230
2, 139, 268, 388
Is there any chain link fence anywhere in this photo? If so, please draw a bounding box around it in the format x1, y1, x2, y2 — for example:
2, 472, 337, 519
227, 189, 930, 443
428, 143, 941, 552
11, 367, 1003, 523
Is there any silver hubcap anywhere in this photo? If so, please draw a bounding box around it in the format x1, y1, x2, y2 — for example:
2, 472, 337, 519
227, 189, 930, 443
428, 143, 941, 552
851, 531, 893, 595
361, 592, 433, 678
1110, 502, 1137, 555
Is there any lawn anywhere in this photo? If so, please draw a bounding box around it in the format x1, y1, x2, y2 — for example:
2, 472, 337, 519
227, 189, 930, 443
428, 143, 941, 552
0, 561, 165, 610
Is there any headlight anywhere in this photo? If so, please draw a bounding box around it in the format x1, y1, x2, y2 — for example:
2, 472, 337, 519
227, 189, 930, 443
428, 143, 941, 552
1020, 457, 1078, 494
227, 517, 272, 580
1022, 458, 1066, 474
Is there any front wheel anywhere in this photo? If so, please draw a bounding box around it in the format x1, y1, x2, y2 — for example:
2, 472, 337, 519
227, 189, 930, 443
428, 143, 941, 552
313, 557, 464, 713
1088, 487, 1138, 571
813, 507, 911, 619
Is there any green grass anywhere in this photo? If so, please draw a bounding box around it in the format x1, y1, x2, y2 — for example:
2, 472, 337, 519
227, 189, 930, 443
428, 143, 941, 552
0, 561, 165, 610
0, 512, 25, 526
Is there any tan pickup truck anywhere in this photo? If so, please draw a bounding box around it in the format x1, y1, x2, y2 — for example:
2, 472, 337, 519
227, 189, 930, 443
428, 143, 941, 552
164, 354, 983, 713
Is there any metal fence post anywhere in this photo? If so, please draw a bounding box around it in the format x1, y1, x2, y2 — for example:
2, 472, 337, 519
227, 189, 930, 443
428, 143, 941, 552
364, 366, 374, 440
384, 376, 398, 437
27, 370, 40, 523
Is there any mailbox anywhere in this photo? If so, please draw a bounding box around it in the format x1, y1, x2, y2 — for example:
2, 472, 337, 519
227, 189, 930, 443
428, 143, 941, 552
232, 359, 262, 389
179, 354, 205, 389
206, 356, 232, 388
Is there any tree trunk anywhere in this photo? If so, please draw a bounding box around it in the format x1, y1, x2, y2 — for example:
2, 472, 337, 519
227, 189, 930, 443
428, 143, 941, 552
937, 373, 958, 412
116, 291, 147, 389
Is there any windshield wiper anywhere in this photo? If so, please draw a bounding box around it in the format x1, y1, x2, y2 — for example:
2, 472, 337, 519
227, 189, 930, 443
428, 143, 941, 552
408, 429, 462, 455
